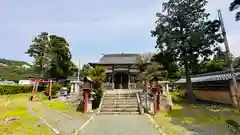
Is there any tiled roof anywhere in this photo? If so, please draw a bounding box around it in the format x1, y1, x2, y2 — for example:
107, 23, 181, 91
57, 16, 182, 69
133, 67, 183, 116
98, 53, 139, 64
175, 68, 240, 83
95, 52, 155, 65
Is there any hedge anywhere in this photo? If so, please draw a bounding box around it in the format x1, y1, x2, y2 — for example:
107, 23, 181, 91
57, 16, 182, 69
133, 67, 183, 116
0, 83, 62, 95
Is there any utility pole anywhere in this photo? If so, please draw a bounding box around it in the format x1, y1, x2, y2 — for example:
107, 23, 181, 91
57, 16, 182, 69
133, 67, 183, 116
77, 59, 81, 81
218, 9, 239, 108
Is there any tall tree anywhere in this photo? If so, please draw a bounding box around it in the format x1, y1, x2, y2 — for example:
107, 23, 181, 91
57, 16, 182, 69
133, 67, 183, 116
152, 52, 180, 80
46, 35, 73, 79
26, 32, 74, 79
151, 0, 223, 102
26, 32, 49, 78
229, 0, 240, 21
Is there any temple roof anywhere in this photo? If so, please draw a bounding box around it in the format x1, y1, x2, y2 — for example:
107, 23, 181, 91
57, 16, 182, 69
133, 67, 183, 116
89, 52, 155, 65
99, 53, 139, 64
175, 68, 240, 83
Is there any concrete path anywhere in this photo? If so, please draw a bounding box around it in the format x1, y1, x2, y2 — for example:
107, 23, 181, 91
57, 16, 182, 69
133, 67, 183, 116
29, 102, 88, 135
80, 115, 159, 135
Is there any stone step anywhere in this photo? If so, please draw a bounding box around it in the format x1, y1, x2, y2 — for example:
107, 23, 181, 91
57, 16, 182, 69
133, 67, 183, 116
100, 108, 139, 112
104, 96, 136, 99
98, 112, 140, 115
104, 98, 137, 101
105, 96, 136, 98
103, 101, 137, 105
101, 104, 138, 108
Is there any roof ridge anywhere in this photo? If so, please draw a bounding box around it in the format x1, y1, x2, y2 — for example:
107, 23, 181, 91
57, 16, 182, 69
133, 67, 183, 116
181, 68, 240, 78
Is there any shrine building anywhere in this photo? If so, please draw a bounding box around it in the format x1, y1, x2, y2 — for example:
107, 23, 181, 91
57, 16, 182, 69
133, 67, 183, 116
89, 53, 153, 90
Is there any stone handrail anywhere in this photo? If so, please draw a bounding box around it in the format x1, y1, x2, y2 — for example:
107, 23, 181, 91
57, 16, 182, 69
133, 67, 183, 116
97, 91, 105, 114
136, 92, 144, 114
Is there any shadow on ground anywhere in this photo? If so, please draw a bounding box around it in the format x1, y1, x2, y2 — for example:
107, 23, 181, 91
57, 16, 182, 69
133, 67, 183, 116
154, 92, 240, 135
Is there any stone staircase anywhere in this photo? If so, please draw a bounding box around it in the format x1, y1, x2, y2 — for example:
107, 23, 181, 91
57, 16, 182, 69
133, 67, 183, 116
99, 91, 140, 115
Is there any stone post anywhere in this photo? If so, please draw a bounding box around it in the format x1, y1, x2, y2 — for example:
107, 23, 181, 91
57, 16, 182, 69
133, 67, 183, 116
70, 83, 74, 94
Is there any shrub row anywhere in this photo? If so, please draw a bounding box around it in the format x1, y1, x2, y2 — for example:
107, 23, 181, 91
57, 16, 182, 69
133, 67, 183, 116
0, 83, 63, 95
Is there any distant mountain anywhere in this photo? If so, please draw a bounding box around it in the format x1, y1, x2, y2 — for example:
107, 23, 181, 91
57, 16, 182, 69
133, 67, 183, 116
0, 58, 31, 68
0, 58, 37, 81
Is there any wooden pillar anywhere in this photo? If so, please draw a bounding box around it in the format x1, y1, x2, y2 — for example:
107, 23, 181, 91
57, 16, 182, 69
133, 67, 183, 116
128, 65, 130, 90
112, 65, 114, 89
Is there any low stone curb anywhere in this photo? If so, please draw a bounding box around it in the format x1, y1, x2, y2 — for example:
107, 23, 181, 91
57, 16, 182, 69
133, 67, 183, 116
145, 113, 166, 135
75, 113, 96, 135
28, 108, 60, 135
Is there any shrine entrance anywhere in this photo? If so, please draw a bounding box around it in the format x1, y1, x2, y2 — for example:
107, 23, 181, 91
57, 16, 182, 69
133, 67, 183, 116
114, 72, 129, 89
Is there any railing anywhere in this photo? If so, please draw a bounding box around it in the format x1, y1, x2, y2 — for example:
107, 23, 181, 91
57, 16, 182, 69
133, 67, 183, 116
103, 83, 138, 89
139, 89, 154, 114
136, 92, 144, 114
103, 83, 112, 89
130, 83, 137, 89
97, 91, 105, 114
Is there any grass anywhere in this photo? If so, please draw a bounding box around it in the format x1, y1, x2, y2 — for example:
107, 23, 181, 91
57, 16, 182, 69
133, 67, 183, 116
42, 98, 89, 120
0, 93, 53, 135
153, 91, 240, 135
43, 100, 72, 110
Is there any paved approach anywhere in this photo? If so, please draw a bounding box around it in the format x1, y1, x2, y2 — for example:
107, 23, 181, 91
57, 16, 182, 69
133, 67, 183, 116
80, 115, 159, 135
29, 102, 88, 135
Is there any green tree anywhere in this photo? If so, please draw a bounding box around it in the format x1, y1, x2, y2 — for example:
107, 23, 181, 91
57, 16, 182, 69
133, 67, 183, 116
136, 54, 164, 111
229, 0, 240, 21
151, 52, 180, 80
46, 35, 74, 79
26, 32, 74, 80
234, 56, 240, 68
87, 66, 106, 89
80, 64, 91, 78
26, 32, 49, 78
151, 0, 223, 102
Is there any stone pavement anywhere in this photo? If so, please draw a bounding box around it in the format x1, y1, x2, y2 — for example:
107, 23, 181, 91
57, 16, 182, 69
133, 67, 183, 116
29, 102, 88, 135
80, 115, 159, 135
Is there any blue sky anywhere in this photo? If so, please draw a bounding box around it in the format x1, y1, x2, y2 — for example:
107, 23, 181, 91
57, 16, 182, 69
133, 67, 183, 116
0, 0, 239, 65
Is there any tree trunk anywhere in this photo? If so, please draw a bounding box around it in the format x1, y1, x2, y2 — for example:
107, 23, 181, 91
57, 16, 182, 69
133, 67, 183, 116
184, 59, 196, 103
229, 81, 239, 108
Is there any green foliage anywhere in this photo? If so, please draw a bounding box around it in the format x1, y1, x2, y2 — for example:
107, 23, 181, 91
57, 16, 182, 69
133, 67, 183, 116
151, 0, 223, 101
0, 65, 37, 80
229, 0, 240, 21
87, 66, 106, 109
25, 32, 75, 79
87, 66, 106, 89
234, 56, 240, 68
43, 83, 63, 97
0, 84, 44, 95
0, 85, 31, 95
0, 58, 31, 67
80, 64, 91, 79
152, 53, 181, 80
0, 58, 37, 80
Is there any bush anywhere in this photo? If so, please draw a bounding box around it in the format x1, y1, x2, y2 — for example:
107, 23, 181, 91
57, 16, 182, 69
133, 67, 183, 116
43, 83, 63, 97
0, 84, 44, 95
0, 83, 53, 95
92, 88, 104, 109
0, 84, 31, 95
